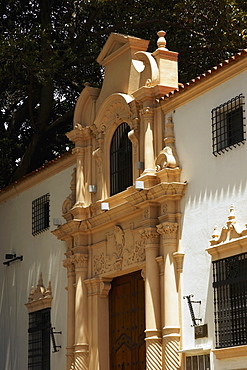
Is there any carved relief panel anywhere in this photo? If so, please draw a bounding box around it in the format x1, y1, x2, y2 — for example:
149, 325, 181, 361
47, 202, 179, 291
93, 224, 146, 276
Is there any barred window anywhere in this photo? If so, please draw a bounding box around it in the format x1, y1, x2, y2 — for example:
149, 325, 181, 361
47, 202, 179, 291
213, 252, 247, 348
32, 194, 50, 235
110, 122, 132, 196
186, 354, 210, 370
211, 94, 245, 156
28, 308, 51, 369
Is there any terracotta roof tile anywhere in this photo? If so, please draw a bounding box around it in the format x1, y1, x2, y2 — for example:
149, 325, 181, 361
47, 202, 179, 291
0, 150, 73, 194
161, 49, 247, 101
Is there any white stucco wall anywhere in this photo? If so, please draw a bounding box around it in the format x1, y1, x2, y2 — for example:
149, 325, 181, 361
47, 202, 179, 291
0, 164, 75, 370
170, 70, 247, 369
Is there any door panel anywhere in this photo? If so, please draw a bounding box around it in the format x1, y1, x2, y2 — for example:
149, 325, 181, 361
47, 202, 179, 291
109, 271, 145, 370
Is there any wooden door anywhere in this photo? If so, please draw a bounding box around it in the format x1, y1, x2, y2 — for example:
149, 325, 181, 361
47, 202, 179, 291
109, 270, 146, 370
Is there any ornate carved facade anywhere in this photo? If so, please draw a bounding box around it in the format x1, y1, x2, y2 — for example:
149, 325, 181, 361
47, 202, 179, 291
52, 31, 186, 370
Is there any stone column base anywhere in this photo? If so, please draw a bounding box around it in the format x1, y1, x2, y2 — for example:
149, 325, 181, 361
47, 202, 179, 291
66, 347, 75, 370
163, 326, 180, 370
74, 344, 89, 370
145, 330, 162, 370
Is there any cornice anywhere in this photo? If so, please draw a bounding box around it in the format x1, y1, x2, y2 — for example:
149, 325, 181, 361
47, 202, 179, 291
0, 153, 75, 203
161, 54, 247, 114
53, 181, 186, 241
212, 344, 247, 359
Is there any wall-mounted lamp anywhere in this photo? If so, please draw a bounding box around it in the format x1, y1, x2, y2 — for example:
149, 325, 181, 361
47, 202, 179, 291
3, 254, 23, 266
53, 218, 62, 226
135, 181, 145, 190
50, 327, 62, 353
137, 161, 144, 170
100, 202, 109, 211
183, 294, 202, 327
88, 185, 97, 193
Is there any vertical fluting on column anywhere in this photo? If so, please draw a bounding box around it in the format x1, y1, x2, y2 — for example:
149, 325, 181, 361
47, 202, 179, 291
63, 256, 76, 370
141, 228, 162, 370
157, 222, 181, 370
72, 253, 89, 370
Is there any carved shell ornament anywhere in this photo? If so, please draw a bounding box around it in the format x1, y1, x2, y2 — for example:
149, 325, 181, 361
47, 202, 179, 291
101, 101, 131, 131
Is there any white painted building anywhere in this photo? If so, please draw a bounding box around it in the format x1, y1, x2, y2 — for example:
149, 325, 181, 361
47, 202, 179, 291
0, 31, 247, 370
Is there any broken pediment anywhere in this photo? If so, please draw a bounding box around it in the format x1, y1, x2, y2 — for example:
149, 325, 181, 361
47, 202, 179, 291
96, 33, 149, 67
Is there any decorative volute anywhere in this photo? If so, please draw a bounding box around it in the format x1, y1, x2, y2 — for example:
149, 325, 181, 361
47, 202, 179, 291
132, 30, 178, 102
96, 33, 150, 109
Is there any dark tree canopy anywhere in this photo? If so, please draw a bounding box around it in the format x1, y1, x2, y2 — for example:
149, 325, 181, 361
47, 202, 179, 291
0, 0, 246, 189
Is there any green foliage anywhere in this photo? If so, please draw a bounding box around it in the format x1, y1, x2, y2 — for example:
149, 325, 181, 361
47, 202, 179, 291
0, 0, 246, 188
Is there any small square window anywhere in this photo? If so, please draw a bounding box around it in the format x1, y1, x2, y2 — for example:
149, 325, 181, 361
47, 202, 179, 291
32, 194, 50, 235
185, 354, 210, 370
211, 94, 245, 156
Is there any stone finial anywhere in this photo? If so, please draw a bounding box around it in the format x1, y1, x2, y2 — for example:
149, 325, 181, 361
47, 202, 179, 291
44, 281, 52, 298
211, 225, 219, 240
37, 272, 45, 294
227, 205, 236, 227
26, 273, 52, 312
157, 30, 167, 49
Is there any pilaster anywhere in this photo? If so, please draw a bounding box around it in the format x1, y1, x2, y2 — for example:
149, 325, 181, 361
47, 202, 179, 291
72, 253, 89, 370
141, 228, 162, 370
85, 278, 112, 370
157, 222, 181, 370
66, 125, 93, 219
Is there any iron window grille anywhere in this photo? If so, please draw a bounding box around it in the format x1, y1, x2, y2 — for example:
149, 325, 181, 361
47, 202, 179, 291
211, 93, 245, 156
186, 354, 210, 370
213, 252, 247, 348
32, 194, 50, 235
28, 308, 51, 370
110, 122, 133, 196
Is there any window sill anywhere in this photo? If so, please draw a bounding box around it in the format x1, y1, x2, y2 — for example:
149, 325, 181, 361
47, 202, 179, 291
213, 345, 247, 359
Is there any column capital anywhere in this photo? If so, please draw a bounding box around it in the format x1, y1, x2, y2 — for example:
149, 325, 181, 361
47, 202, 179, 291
63, 257, 75, 274
72, 253, 89, 270
140, 106, 154, 119
156, 222, 178, 239
72, 147, 85, 156
85, 277, 112, 298
140, 228, 160, 246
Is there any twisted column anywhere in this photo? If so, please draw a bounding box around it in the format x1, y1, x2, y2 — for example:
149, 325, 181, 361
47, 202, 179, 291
157, 222, 180, 370
141, 228, 162, 370
73, 253, 89, 370
63, 257, 76, 370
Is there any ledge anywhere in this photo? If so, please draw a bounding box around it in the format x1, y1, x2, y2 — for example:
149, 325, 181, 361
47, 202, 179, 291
212, 345, 247, 359
178, 347, 211, 355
